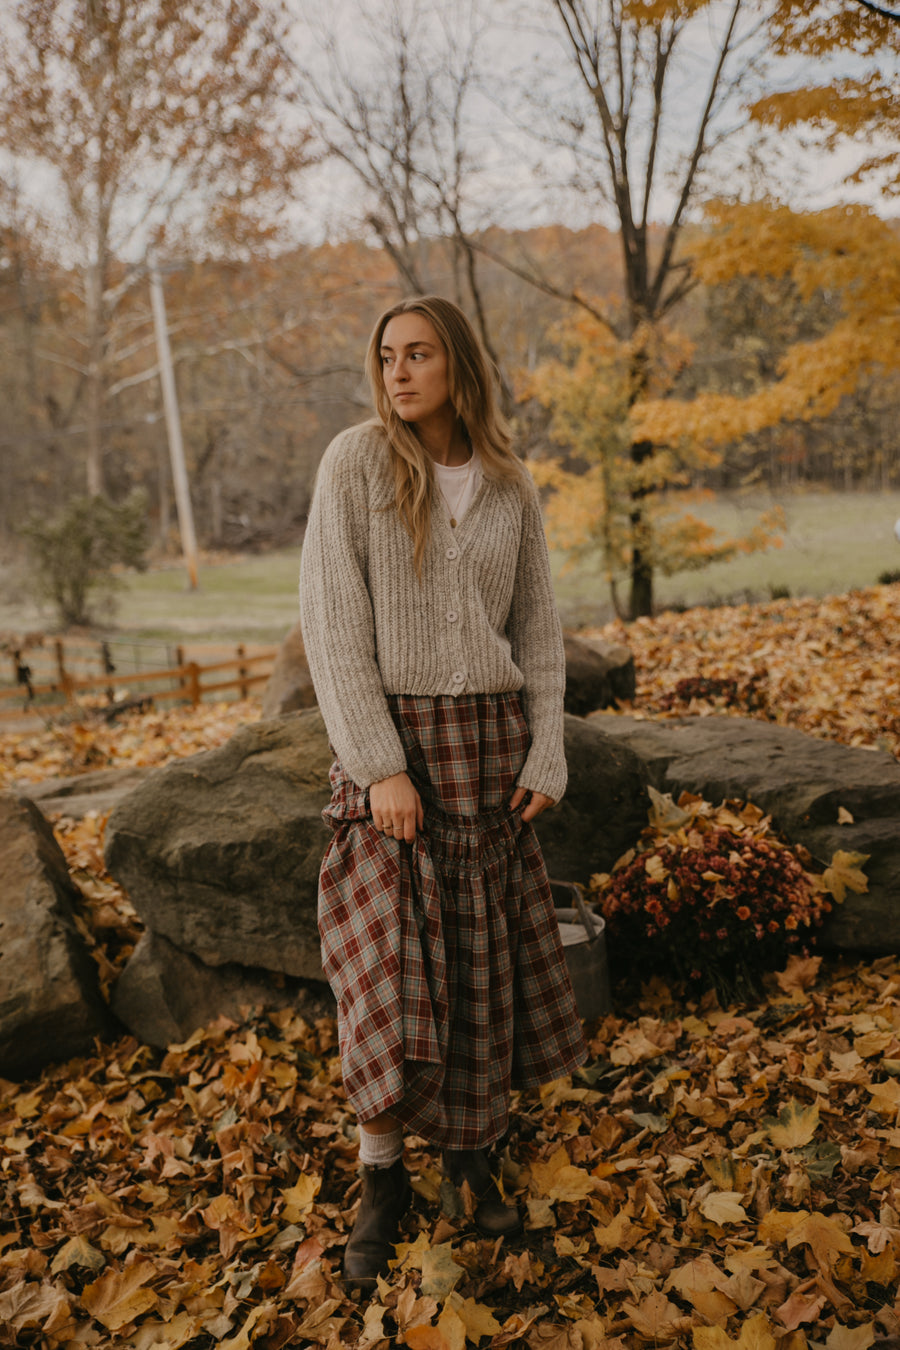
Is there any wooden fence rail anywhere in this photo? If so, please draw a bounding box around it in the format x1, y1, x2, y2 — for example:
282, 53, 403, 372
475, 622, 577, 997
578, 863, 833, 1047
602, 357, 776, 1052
0, 647, 277, 721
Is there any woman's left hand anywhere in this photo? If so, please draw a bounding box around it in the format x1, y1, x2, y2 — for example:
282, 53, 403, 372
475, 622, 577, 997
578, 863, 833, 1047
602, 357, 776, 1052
510, 786, 555, 822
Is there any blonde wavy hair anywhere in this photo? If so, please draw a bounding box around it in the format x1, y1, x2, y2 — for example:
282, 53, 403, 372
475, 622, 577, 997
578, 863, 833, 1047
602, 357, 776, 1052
365, 295, 524, 575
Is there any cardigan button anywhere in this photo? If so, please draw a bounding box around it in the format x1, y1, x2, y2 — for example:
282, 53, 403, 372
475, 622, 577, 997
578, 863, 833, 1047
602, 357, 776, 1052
451, 670, 466, 684
446, 610, 458, 623
446, 546, 459, 560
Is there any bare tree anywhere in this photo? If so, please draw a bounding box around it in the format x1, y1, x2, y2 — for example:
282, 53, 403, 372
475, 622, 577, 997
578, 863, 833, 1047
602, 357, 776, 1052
490, 0, 763, 616
288, 0, 514, 408
0, 0, 311, 497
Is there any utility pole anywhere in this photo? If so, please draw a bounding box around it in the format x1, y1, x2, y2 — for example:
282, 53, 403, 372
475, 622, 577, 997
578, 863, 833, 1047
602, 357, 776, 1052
149, 258, 199, 589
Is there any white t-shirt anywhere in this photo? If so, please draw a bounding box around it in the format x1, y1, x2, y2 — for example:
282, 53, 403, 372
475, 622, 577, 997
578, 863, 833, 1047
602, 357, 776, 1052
434, 452, 482, 525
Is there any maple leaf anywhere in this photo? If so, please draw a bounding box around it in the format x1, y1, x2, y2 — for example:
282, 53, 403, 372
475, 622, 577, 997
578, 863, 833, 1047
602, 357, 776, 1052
647, 785, 695, 832
445, 1293, 502, 1342
280, 1173, 321, 1221
220, 1302, 279, 1349
81, 1260, 159, 1332
529, 1146, 597, 1201
49, 1235, 105, 1274
358, 1302, 389, 1350
775, 1288, 828, 1331
129, 1311, 199, 1350
822, 851, 869, 903
763, 1098, 820, 1148
866, 1077, 900, 1117
786, 1212, 856, 1267
593, 1202, 643, 1253
420, 1242, 464, 1299
824, 1324, 877, 1350
693, 1312, 776, 1349
622, 1290, 685, 1339
0, 1281, 71, 1336
700, 1190, 749, 1225
775, 954, 822, 993
501, 1250, 536, 1293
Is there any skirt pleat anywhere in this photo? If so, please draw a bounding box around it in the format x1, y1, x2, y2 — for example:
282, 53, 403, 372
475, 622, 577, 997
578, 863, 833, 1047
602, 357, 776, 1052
317, 692, 586, 1149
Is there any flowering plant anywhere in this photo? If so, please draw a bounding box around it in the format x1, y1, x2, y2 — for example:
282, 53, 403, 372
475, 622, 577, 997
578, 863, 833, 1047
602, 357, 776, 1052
587, 788, 859, 1002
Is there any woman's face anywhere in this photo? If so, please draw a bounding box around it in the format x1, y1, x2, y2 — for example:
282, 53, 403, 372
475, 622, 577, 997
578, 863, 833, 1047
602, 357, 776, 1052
380, 312, 453, 428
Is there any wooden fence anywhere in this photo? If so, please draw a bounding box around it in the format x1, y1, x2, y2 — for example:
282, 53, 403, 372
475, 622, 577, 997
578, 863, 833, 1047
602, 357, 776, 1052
0, 640, 278, 722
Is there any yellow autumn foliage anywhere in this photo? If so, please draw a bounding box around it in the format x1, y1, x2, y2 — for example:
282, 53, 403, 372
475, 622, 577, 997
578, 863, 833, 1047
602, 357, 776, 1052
524, 313, 782, 595
632, 204, 900, 449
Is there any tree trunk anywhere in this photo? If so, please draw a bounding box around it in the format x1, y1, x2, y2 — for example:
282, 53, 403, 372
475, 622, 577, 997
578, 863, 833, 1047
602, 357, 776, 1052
628, 438, 655, 619
84, 260, 105, 497
629, 538, 654, 620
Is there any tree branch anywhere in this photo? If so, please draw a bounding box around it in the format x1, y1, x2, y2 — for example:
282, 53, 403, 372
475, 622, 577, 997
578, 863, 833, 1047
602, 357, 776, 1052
467, 236, 622, 339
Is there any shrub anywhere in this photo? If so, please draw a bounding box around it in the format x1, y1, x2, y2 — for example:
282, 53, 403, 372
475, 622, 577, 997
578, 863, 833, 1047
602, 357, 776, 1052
878, 569, 900, 586
588, 787, 839, 1003
22, 491, 149, 627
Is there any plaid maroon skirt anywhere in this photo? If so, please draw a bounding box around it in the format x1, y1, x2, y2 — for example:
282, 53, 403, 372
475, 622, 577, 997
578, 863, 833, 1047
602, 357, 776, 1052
317, 691, 586, 1149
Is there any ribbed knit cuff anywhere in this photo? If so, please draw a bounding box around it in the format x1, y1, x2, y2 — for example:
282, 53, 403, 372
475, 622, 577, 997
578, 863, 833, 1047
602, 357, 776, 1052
516, 755, 567, 805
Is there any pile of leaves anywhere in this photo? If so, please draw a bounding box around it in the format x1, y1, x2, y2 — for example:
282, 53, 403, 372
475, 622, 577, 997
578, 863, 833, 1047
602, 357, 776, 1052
588, 790, 867, 1005
3, 956, 900, 1348
2, 589, 899, 1345
0, 700, 261, 789
595, 583, 900, 758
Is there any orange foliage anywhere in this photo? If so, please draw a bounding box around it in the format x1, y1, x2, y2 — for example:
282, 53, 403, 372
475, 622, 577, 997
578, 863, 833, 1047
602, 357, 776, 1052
525, 314, 782, 597
633, 205, 900, 449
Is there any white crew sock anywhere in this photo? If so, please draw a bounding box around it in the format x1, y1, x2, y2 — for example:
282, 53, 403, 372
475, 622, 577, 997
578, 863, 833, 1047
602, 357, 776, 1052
358, 1125, 404, 1168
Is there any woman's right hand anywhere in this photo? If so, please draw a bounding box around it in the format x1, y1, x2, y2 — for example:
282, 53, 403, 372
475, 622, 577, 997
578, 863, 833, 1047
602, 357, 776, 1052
370, 771, 424, 843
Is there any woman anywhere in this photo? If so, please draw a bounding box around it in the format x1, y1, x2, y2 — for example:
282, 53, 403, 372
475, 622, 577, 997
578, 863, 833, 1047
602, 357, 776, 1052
299, 296, 585, 1287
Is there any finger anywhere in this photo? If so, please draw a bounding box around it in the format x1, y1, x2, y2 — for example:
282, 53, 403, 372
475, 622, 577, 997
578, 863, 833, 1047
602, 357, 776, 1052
522, 792, 551, 822
509, 786, 526, 811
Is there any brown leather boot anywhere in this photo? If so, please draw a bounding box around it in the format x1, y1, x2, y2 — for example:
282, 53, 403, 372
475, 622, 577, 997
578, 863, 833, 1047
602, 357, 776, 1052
442, 1148, 522, 1238
343, 1158, 411, 1288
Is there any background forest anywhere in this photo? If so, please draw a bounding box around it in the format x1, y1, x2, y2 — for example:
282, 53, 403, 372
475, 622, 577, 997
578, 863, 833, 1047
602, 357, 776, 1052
1, 0, 898, 622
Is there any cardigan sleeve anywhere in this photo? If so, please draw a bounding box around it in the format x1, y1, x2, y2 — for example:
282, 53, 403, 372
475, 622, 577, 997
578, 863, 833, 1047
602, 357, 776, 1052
298, 434, 408, 789
506, 476, 568, 802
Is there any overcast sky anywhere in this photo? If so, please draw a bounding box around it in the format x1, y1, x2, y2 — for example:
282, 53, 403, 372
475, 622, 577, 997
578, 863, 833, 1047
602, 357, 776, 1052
283, 0, 897, 249
2, 0, 896, 265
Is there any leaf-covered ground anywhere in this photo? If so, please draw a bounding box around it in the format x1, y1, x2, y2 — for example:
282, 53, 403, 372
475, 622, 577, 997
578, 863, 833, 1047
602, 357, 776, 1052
2, 588, 900, 1348
3, 958, 899, 1349
594, 583, 900, 759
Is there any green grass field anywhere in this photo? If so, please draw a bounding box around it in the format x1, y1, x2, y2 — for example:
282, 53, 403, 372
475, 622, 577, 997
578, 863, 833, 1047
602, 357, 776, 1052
552, 488, 900, 628
1, 488, 898, 642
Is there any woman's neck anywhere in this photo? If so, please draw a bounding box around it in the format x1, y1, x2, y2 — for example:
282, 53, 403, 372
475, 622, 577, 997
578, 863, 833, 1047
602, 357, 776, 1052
416, 410, 470, 466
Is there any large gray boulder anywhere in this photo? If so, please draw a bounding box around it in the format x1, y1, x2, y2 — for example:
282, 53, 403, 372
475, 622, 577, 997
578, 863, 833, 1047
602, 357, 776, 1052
0, 793, 115, 1079
591, 713, 900, 953
20, 764, 153, 820
563, 633, 636, 716
540, 715, 649, 881
112, 930, 334, 1049
101, 709, 648, 1044
102, 708, 648, 974
261, 622, 317, 718
103, 709, 335, 982
99, 704, 900, 1050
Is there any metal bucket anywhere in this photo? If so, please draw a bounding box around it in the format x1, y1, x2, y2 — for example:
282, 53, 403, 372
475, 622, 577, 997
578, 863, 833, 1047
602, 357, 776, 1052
551, 880, 612, 1020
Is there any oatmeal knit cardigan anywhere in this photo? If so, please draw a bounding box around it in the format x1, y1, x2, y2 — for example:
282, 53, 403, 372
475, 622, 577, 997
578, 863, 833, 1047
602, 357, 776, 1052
298, 422, 568, 802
